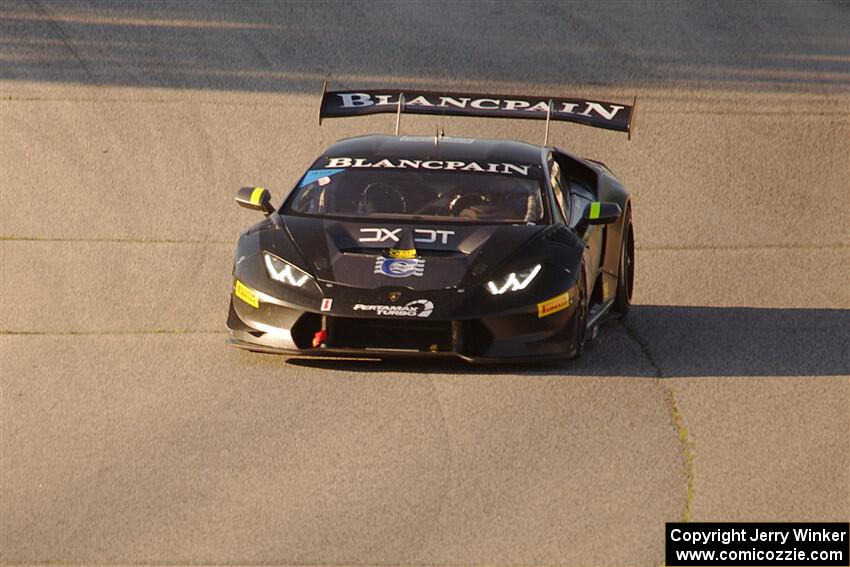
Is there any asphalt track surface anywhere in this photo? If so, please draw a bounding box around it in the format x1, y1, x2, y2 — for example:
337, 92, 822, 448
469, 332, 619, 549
1, 1, 848, 564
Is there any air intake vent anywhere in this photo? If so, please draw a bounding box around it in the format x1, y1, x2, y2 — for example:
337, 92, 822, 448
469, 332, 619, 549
329, 317, 453, 352
544, 227, 578, 247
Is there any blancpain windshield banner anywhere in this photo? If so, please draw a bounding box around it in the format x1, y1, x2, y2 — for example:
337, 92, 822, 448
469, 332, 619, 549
319, 88, 634, 133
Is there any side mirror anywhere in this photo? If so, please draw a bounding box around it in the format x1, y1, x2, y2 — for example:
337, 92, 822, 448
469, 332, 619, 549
584, 201, 621, 225
236, 186, 274, 214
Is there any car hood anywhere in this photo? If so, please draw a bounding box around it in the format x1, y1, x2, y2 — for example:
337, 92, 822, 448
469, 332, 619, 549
281, 215, 546, 291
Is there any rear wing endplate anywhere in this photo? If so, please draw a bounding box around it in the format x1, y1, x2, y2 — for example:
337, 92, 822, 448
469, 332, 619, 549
318, 83, 636, 141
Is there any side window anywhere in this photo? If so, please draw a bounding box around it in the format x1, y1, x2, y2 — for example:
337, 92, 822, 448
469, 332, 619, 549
571, 192, 592, 228
549, 158, 569, 224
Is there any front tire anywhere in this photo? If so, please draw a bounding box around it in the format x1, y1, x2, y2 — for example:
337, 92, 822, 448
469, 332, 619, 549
571, 261, 589, 358
613, 209, 634, 316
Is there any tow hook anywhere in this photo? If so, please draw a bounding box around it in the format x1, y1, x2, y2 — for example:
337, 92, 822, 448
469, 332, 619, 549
312, 329, 328, 348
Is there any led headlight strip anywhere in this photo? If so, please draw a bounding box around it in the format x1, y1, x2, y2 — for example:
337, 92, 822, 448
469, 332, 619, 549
264, 252, 311, 287
486, 264, 542, 295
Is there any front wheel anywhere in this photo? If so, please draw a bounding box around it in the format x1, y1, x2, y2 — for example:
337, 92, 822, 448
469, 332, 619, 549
613, 211, 634, 316
570, 261, 589, 358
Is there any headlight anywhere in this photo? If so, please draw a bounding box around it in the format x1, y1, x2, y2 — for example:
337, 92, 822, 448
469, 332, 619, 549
486, 264, 542, 295
264, 252, 311, 287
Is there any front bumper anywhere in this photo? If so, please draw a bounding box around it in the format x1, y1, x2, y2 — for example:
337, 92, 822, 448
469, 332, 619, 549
226, 289, 581, 363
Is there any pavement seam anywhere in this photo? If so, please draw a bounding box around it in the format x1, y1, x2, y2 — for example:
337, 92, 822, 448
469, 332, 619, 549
2, 236, 847, 252
2, 96, 849, 117
24, 0, 100, 87
638, 243, 849, 252
0, 330, 225, 336
620, 318, 696, 523
0, 236, 232, 245
0, 564, 675, 567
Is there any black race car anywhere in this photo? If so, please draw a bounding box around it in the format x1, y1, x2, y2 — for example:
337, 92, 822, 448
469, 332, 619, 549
227, 88, 635, 362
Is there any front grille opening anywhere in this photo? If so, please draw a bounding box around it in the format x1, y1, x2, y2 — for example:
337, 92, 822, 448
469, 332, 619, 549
291, 312, 322, 348
329, 317, 452, 352
461, 319, 493, 356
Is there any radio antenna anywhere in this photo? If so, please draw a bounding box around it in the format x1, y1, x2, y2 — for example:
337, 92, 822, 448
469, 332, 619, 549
394, 92, 405, 135
318, 80, 328, 126
543, 99, 553, 145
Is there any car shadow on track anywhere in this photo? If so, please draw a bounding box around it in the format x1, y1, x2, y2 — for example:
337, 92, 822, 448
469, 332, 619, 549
284, 305, 850, 377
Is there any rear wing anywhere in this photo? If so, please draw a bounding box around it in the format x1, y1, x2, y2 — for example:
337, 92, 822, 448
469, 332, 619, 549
318, 83, 636, 141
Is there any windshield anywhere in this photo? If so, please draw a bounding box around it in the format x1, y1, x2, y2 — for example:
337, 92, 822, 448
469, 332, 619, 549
284, 166, 546, 223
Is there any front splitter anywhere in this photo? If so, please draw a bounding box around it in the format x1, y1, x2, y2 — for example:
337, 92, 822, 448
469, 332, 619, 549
227, 336, 574, 364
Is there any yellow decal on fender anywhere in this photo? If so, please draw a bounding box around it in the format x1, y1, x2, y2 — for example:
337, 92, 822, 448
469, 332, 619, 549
234, 279, 259, 308
537, 292, 570, 318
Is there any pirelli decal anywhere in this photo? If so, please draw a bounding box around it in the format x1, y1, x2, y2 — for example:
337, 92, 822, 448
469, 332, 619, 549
234, 279, 259, 309
537, 292, 570, 318
320, 88, 634, 134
